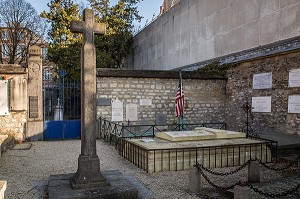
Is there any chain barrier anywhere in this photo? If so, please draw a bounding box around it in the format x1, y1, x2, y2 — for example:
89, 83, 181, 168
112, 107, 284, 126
258, 156, 300, 171
197, 165, 244, 190
195, 157, 300, 196
245, 183, 300, 198
195, 160, 250, 176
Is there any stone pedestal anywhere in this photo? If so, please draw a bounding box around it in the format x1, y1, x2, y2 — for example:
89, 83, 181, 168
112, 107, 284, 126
248, 160, 260, 183
189, 166, 201, 193
48, 171, 138, 199
71, 155, 110, 189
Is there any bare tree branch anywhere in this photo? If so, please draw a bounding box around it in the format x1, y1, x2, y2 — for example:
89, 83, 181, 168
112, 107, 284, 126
0, 0, 48, 65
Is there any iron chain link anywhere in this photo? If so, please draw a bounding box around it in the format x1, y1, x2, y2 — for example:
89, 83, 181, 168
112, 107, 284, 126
195, 159, 250, 176
197, 165, 244, 190
196, 157, 300, 197
258, 156, 300, 171
245, 183, 300, 198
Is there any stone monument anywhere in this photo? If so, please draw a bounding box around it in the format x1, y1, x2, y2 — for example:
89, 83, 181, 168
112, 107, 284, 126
70, 8, 108, 189
48, 9, 138, 198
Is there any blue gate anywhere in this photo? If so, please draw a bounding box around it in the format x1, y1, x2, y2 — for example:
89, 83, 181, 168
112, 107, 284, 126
43, 68, 81, 140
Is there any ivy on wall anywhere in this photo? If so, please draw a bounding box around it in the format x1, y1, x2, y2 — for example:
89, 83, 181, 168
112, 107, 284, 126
197, 61, 239, 77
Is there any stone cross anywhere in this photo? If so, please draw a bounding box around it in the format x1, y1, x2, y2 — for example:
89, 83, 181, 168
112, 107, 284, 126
70, 9, 108, 189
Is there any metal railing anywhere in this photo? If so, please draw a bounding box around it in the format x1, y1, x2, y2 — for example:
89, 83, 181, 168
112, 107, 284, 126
98, 117, 227, 145
98, 117, 278, 173
118, 138, 277, 173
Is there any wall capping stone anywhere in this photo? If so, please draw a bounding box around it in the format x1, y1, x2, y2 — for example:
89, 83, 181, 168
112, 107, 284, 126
0, 64, 28, 74
97, 69, 225, 80
180, 36, 300, 71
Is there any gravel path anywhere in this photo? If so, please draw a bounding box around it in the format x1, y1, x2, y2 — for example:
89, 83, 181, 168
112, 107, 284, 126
0, 140, 199, 199
0, 140, 299, 199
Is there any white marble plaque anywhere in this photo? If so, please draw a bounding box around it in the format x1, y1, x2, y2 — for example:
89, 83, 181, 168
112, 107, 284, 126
253, 72, 272, 89
126, 104, 138, 121
252, 96, 271, 113
289, 69, 300, 87
140, 99, 152, 106
0, 80, 9, 115
111, 98, 123, 121
288, 95, 300, 113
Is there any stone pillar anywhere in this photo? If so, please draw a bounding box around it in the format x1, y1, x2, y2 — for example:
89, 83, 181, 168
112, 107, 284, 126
248, 160, 260, 183
189, 166, 201, 193
27, 45, 44, 141
234, 186, 250, 199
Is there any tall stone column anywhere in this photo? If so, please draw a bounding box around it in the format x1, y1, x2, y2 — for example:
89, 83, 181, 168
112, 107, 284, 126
27, 45, 44, 141
70, 9, 108, 189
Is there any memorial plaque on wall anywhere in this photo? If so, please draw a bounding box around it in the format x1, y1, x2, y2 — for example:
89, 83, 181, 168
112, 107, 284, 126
0, 80, 9, 115
97, 98, 111, 106
140, 99, 152, 106
126, 104, 138, 121
111, 98, 123, 121
289, 69, 300, 87
29, 96, 39, 118
253, 72, 272, 89
288, 95, 300, 113
252, 96, 271, 113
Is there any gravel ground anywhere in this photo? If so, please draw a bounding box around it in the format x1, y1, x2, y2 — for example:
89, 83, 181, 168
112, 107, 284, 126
0, 140, 299, 199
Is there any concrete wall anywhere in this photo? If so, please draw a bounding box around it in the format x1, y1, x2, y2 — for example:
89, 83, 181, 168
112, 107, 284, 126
96, 70, 226, 125
128, 0, 300, 70
226, 50, 300, 135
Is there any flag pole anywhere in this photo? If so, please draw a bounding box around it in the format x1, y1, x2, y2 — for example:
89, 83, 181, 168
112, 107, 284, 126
179, 70, 183, 130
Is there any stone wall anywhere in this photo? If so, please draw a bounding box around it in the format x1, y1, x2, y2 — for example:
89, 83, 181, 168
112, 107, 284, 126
226, 51, 300, 135
0, 65, 28, 141
127, 0, 300, 70
96, 70, 226, 125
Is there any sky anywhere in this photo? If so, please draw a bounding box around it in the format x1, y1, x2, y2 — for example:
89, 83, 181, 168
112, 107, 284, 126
27, 0, 162, 30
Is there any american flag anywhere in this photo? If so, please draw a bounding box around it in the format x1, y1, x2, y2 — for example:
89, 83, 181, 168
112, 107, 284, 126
175, 77, 184, 118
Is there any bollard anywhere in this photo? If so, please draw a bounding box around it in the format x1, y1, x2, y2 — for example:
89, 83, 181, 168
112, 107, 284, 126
248, 160, 260, 183
234, 185, 250, 199
189, 166, 201, 194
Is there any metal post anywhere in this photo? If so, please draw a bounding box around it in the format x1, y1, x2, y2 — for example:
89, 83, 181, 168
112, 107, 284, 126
298, 158, 300, 177
99, 117, 102, 139
152, 125, 155, 138
122, 123, 124, 137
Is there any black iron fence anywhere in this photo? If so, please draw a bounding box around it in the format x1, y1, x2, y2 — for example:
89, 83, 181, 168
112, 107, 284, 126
118, 138, 277, 173
98, 117, 226, 145
98, 117, 278, 173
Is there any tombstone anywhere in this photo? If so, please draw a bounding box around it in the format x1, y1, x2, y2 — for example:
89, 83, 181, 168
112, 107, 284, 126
53, 98, 63, 121
26, 45, 44, 141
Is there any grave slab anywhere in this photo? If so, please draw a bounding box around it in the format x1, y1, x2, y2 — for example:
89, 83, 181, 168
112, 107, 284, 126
156, 127, 245, 142
48, 170, 138, 199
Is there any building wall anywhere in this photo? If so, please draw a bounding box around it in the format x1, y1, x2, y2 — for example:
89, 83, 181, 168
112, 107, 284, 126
128, 0, 300, 70
0, 65, 27, 141
96, 70, 226, 125
226, 50, 300, 135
